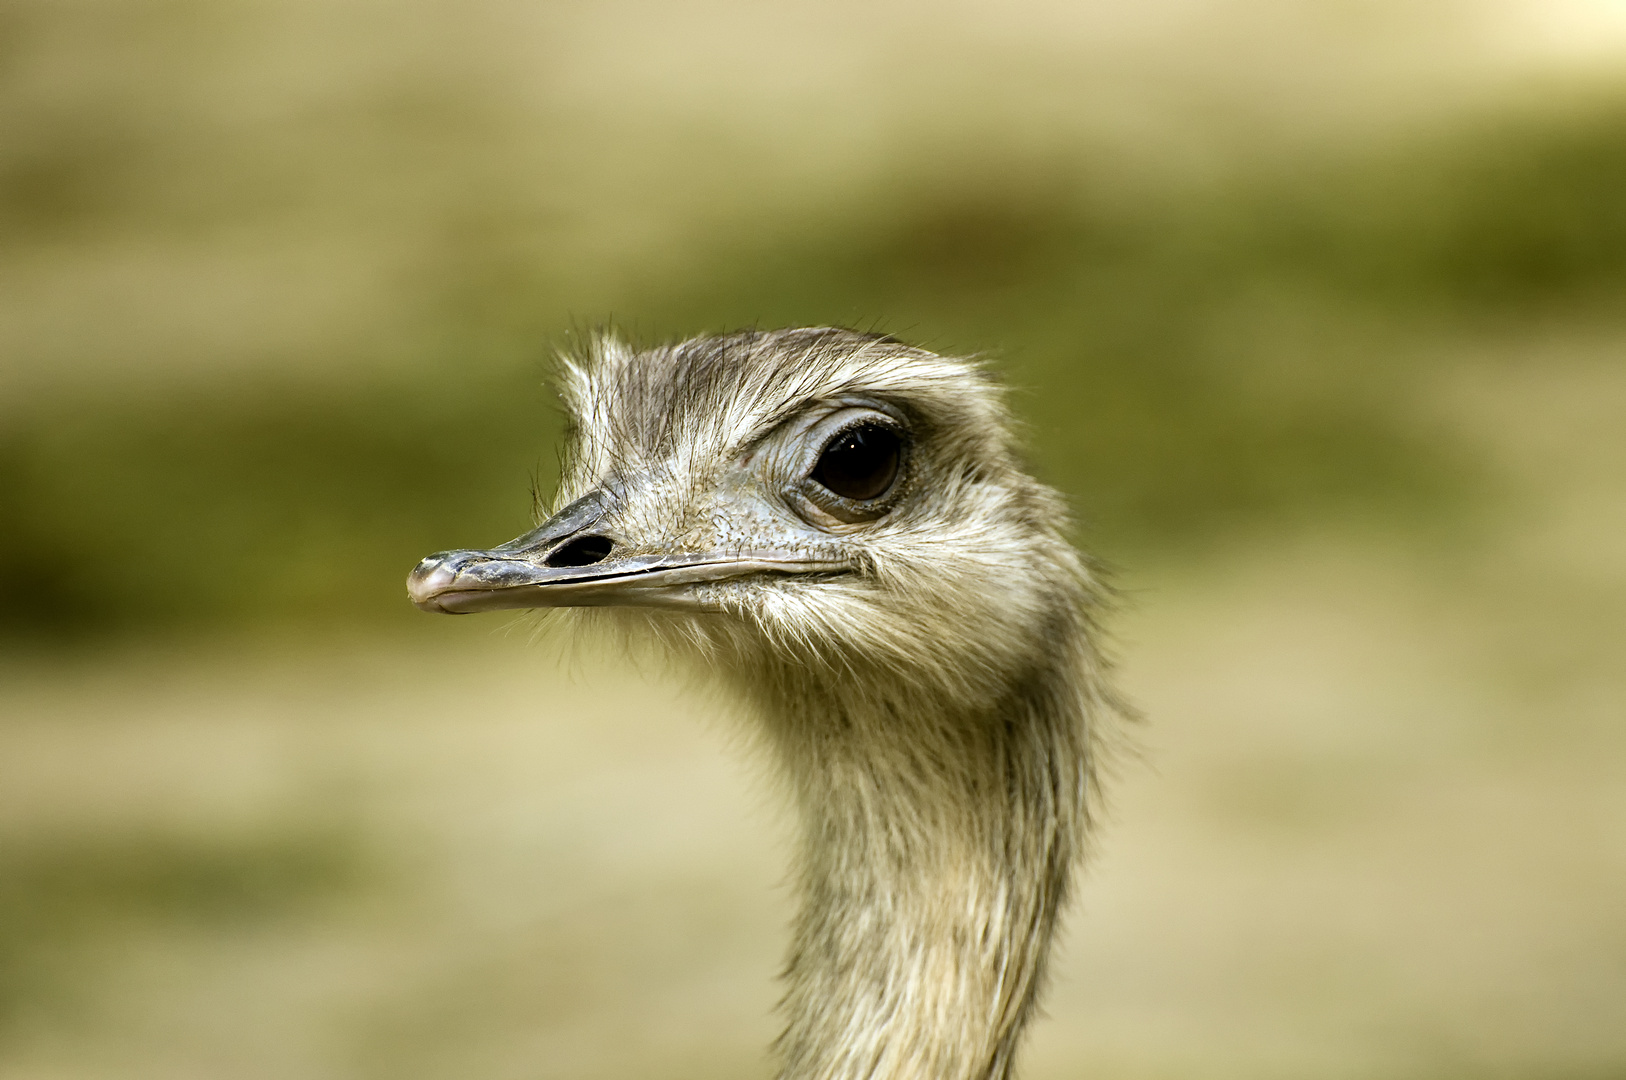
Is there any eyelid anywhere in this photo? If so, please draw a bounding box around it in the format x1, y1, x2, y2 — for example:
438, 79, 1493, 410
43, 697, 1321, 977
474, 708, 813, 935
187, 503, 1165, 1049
818, 417, 903, 453
808, 404, 907, 451
735, 396, 898, 460
737, 402, 903, 472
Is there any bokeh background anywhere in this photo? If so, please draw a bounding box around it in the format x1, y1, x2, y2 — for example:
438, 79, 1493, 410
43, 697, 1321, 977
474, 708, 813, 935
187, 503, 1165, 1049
2, 1, 1625, 1077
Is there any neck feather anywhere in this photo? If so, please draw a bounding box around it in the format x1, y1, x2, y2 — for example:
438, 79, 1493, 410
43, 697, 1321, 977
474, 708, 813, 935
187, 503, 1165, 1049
750, 647, 1094, 1080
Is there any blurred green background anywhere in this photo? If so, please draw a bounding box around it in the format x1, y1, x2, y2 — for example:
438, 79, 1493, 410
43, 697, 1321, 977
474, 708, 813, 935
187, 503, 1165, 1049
2, 2, 1624, 1078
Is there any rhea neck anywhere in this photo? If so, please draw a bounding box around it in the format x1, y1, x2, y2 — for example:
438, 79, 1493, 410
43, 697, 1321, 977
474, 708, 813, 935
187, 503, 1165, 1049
739, 638, 1090, 1080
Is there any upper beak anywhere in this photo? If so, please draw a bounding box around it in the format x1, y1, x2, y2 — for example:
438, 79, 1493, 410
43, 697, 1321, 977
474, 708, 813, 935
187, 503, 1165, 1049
406, 491, 845, 614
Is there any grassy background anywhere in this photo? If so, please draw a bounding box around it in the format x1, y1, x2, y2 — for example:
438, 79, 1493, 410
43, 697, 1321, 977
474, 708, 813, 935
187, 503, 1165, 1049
16, 99, 1626, 635
1, 1, 1624, 1077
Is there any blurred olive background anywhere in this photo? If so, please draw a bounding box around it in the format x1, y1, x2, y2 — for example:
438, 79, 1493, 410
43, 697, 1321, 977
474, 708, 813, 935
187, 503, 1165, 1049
2, 2, 1625, 1078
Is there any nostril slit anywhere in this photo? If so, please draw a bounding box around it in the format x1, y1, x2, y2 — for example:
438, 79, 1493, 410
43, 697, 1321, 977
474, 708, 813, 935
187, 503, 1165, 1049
545, 535, 614, 568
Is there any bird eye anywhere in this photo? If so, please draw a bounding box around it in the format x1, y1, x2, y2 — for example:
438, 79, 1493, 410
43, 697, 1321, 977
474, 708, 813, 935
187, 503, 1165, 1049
811, 423, 901, 502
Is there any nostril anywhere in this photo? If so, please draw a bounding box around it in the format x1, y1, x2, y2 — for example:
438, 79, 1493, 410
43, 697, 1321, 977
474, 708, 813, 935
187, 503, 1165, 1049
545, 535, 614, 568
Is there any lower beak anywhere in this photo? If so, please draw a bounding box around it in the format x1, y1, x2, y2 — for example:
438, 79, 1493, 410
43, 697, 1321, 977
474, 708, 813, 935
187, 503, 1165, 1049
407, 549, 846, 614
406, 494, 845, 614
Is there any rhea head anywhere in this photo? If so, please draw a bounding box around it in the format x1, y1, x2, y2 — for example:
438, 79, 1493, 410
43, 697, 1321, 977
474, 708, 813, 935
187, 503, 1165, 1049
407, 326, 1086, 709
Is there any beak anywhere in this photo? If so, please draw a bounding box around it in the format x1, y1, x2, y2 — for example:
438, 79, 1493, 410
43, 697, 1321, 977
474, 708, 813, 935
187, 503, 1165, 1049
407, 491, 845, 614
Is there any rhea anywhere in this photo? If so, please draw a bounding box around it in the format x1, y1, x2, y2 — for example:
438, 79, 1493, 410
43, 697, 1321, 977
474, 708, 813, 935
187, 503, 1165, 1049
407, 328, 1117, 1080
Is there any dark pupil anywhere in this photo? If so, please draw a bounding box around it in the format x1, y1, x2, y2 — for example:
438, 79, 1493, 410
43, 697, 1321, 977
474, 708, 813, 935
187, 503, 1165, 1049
812, 423, 901, 501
